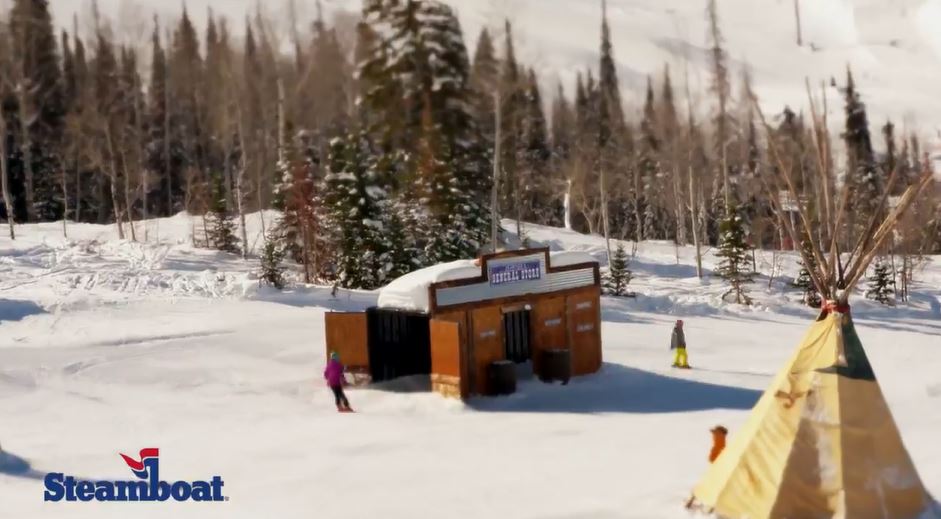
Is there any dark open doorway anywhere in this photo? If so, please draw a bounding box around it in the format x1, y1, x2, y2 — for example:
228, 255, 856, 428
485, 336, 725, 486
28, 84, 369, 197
503, 309, 532, 363
366, 308, 431, 382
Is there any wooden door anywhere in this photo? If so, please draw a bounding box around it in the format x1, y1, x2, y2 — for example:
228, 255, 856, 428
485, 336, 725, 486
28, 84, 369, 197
566, 288, 602, 376
471, 306, 504, 395
324, 312, 369, 372
531, 296, 566, 374
430, 319, 465, 399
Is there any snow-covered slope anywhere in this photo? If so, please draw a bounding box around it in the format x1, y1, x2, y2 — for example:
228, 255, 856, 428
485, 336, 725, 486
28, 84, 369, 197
52, 0, 941, 144
1, 213, 940, 518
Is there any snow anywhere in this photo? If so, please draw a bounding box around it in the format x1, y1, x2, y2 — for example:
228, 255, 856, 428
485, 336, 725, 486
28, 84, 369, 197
2, 213, 941, 518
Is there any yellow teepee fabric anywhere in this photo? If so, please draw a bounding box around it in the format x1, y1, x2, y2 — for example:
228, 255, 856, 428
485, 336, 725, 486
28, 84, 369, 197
690, 310, 935, 519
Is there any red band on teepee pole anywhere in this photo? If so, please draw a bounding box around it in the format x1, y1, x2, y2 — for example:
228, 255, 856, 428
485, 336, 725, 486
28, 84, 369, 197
823, 300, 850, 314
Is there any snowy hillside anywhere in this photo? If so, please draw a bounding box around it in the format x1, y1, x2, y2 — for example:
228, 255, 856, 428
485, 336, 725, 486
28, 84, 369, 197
1, 213, 940, 518
52, 0, 941, 143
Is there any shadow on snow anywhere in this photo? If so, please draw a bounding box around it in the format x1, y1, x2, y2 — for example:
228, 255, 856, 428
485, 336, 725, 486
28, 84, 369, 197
0, 450, 45, 481
0, 299, 46, 324
468, 362, 761, 414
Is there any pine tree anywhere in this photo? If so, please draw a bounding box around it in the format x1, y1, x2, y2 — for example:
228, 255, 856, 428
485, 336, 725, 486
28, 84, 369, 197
9, 0, 65, 222
145, 19, 183, 217
520, 69, 550, 224
323, 132, 393, 289
358, 0, 489, 261
865, 258, 895, 305
205, 172, 240, 254
715, 205, 754, 304
469, 27, 499, 183
793, 238, 821, 308
842, 68, 881, 234
640, 77, 663, 240
259, 231, 287, 289
549, 82, 574, 228
604, 242, 633, 296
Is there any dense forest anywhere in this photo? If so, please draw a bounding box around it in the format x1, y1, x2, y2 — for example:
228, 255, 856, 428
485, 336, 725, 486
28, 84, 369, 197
1, 0, 939, 293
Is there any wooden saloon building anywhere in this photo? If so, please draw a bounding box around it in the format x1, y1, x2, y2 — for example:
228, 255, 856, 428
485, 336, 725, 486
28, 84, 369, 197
324, 248, 603, 399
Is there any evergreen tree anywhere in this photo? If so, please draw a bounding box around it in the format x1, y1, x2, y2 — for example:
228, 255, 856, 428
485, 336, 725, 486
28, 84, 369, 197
259, 231, 287, 289
323, 132, 394, 289
145, 19, 183, 216
793, 237, 822, 308
842, 68, 881, 232
548, 82, 574, 227
358, 0, 489, 262
469, 27, 499, 182
640, 77, 663, 240
715, 205, 754, 304
205, 172, 239, 254
520, 69, 550, 224
604, 242, 633, 296
9, 0, 65, 222
169, 6, 206, 210
865, 258, 895, 305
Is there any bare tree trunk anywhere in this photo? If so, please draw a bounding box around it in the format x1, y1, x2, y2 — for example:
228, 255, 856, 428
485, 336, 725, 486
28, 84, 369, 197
235, 117, 250, 258
235, 166, 248, 259
61, 164, 68, 238
16, 88, 37, 222
793, 0, 803, 46
134, 84, 148, 236
120, 149, 137, 241
74, 143, 82, 223
0, 116, 15, 239
768, 248, 777, 289
163, 75, 172, 216
673, 165, 687, 244
600, 160, 612, 262
105, 126, 125, 240
491, 90, 501, 251
689, 164, 703, 278
563, 179, 572, 230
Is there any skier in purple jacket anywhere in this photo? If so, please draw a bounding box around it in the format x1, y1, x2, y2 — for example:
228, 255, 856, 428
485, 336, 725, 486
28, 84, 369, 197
324, 352, 353, 412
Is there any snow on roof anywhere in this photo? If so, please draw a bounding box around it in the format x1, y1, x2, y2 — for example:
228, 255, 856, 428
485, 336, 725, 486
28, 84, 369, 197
376, 251, 598, 313
548, 251, 597, 268
377, 259, 481, 312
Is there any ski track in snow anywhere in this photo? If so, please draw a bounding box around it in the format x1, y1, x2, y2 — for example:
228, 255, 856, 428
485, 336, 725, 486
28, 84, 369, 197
0, 212, 939, 519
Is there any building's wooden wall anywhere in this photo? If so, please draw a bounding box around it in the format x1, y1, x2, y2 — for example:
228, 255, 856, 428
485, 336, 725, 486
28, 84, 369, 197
429, 319, 464, 399
470, 306, 504, 395
324, 312, 369, 371
531, 296, 567, 374
567, 287, 602, 376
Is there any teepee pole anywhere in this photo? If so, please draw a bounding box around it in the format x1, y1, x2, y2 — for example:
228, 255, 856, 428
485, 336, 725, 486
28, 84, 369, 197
842, 164, 902, 274
753, 100, 831, 279
843, 168, 934, 293
753, 151, 830, 298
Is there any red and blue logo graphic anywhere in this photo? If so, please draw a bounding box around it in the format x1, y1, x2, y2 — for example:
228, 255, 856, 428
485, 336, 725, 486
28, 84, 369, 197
43, 448, 226, 502
120, 448, 159, 480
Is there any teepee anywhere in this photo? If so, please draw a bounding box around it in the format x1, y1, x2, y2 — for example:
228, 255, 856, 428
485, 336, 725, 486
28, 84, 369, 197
687, 88, 939, 519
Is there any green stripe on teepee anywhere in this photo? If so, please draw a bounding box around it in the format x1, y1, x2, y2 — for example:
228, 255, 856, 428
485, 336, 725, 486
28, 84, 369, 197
817, 314, 876, 381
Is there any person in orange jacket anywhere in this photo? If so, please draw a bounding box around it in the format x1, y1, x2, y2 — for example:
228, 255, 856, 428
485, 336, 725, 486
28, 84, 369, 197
709, 425, 728, 462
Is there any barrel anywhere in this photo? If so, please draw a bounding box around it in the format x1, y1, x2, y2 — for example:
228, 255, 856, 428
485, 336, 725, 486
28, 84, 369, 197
487, 360, 517, 396
540, 348, 571, 385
